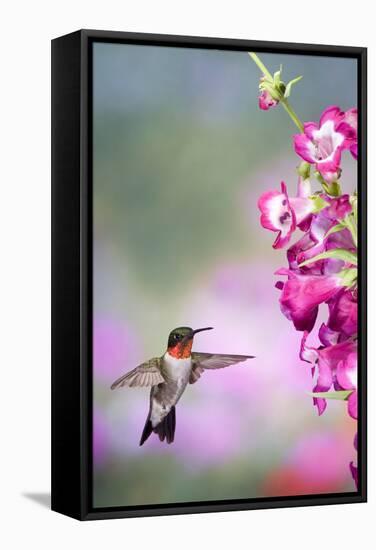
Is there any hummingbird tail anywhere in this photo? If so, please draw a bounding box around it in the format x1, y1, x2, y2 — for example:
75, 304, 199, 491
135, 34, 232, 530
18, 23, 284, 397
139, 406, 176, 446
155, 406, 176, 444
139, 416, 153, 446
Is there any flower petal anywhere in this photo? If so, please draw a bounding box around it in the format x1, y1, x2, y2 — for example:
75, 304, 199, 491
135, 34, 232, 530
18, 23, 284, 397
303, 121, 319, 140
347, 390, 358, 420
294, 133, 316, 163
325, 195, 352, 220
297, 176, 312, 198
328, 289, 357, 338
318, 340, 357, 373
258, 182, 296, 249
287, 232, 317, 272
319, 105, 343, 127
343, 108, 358, 132
350, 142, 358, 159
337, 353, 357, 390
316, 145, 343, 176
259, 90, 278, 111
350, 461, 358, 489
278, 270, 344, 332
300, 331, 318, 363
294, 106, 355, 180
319, 323, 340, 347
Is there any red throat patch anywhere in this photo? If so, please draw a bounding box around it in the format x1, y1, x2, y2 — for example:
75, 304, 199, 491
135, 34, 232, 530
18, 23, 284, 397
167, 339, 193, 359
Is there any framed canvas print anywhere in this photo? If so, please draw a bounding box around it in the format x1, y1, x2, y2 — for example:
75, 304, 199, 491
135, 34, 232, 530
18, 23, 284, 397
51, 29, 367, 520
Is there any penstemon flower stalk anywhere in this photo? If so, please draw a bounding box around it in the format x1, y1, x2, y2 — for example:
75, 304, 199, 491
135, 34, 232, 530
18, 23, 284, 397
250, 52, 359, 487
249, 52, 304, 132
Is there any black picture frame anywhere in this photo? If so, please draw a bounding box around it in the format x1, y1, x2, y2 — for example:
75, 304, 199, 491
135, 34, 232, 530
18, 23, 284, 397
51, 29, 367, 520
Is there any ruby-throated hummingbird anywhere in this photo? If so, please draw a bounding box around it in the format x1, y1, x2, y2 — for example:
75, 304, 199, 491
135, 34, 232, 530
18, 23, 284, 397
111, 326, 254, 446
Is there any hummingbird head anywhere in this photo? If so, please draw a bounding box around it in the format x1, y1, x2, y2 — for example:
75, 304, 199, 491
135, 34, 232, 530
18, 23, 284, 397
167, 326, 213, 359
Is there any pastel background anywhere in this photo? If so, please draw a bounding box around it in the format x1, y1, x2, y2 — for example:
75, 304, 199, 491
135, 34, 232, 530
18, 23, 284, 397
92, 43, 357, 508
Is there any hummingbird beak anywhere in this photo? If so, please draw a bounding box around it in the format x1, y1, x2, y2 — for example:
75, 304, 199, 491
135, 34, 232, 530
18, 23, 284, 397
181, 327, 213, 345
192, 327, 213, 336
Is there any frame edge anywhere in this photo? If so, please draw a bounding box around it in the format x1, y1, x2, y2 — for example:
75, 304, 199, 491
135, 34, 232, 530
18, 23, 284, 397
51, 29, 84, 520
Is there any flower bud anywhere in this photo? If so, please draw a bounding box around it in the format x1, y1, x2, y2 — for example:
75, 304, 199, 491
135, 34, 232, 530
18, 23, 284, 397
258, 89, 279, 111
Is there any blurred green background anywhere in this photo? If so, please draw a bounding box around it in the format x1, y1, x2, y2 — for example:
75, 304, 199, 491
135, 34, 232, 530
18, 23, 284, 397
93, 42, 357, 508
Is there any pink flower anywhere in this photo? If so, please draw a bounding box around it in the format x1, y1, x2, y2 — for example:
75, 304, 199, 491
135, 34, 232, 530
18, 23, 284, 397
256, 72, 358, 488
287, 196, 353, 275
259, 89, 278, 110
328, 288, 357, 339
276, 269, 345, 332
350, 143, 358, 160
258, 182, 296, 249
337, 352, 358, 419
318, 323, 340, 347
294, 106, 357, 181
350, 433, 358, 489
300, 334, 357, 415
338, 108, 358, 159
350, 461, 358, 489
258, 180, 314, 249
325, 194, 353, 220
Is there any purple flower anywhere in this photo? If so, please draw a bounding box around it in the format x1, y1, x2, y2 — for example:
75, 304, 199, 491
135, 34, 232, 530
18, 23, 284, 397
276, 269, 345, 332
259, 89, 279, 110
294, 106, 357, 181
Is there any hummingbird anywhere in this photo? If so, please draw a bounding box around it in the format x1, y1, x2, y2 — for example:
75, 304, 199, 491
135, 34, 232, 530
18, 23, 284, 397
111, 326, 254, 446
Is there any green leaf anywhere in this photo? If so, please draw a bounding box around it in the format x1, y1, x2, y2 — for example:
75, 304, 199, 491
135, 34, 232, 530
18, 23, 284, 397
278, 82, 286, 95
298, 248, 357, 268
324, 223, 345, 239
310, 195, 329, 213
273, 69, 282, 87
321, 180, 341, 197
284, 75, 303, 98
309, 390, 353, 401
297, 161, 311, 179
343, 214, 358, 247
338, 267, 358, 287
350, 194, 358, 225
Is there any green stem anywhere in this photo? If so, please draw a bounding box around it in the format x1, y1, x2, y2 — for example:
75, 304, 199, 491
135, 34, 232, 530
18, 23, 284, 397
343, 215, 358, 248
248, 51, 304, 133
280, 98, 304, 132
248, 52, 273, 80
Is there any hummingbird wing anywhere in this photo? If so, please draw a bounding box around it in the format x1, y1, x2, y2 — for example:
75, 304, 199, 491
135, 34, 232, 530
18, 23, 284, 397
110, 357, 166, 390
189, 352, 254, 384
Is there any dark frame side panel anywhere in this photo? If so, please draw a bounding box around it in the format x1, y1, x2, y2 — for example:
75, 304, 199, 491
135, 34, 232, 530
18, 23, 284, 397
51, 29, 367, 521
